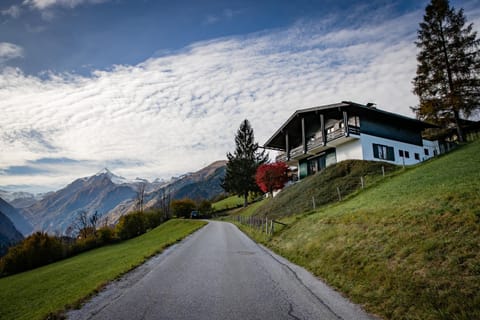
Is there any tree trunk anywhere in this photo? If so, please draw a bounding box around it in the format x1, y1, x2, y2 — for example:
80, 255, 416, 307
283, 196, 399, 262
453, 109, 465, 142
243, 192, 248, 208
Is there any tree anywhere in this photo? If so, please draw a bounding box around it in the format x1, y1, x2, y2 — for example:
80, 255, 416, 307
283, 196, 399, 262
255, 162, 289, 197
136, 182, 146, 213
170, 199, 196, 218
197, 199, 213, 218
412, 0, 480, 142
222, 119, 268, 207
73, 210, 99, 239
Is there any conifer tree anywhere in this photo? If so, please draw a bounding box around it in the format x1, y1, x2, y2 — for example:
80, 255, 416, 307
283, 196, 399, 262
222, 119, 268, 207
412, 0, 480, 142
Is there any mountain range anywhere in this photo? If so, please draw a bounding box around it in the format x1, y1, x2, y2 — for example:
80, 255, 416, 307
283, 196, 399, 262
0, 197, 33, 235
0, 210, 23, 256
7, 160, 227, 235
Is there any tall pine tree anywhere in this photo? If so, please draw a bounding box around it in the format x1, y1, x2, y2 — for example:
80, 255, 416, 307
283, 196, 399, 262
412, 0, 480, 142
222, 119, 268, 207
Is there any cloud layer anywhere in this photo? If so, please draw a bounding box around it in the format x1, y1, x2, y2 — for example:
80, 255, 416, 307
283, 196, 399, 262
0, 42, 24, 63
23, 0, 109, 10
1, 6, 479, 192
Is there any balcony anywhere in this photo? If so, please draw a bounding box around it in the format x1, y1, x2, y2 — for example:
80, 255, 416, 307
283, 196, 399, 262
290, 145, 304, 158
276, 153, 288, 162
275, 125, 360, 162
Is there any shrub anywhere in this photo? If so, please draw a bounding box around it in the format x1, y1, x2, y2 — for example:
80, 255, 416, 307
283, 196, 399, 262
115, 211, 147, 240
0, 232, 64, 275
171, 199, 196, 218
197, 200, 213, 218
96, 226, 116, 245
144, 210, 164, 230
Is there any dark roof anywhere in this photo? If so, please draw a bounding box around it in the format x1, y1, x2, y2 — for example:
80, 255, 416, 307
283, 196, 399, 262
264, 101, 437, 150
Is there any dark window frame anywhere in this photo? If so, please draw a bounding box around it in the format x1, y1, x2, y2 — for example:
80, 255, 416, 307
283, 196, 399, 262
373, 143, 395, 161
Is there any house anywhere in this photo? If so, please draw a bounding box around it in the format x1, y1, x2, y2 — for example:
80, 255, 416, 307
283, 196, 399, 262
263, 101, 439, 179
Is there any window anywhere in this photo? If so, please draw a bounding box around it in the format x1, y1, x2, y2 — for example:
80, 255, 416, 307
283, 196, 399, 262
348, 116, 360, 127
399, 150, 404, 157
424, 148, 429, 156
414, 153, 420, 160
404, 151, 410, 158
373, 144, 395, 161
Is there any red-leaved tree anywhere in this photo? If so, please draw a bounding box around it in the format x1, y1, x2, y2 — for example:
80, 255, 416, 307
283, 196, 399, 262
255, 162, 289, 196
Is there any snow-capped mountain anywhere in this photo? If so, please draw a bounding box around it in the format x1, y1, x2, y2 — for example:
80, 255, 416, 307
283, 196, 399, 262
17, 161, 227, 234
94, 168, 130, 185
21, 170, 137, 234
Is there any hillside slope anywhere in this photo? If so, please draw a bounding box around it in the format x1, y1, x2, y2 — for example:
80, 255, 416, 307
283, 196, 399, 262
0, 198, 32, 236
0, 211, 23, 256
254, 160, 397, 218
253, 140, 480, 319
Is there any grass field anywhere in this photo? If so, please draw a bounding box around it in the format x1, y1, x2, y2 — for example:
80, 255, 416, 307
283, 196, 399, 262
0, 219, 206, 320
238, 140, 480, 319
212, 195, 245, 211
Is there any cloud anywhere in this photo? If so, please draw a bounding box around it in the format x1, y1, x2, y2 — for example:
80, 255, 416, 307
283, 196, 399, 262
1, 5, 21, 18
23, 0, 109, 10
203, 8, 243, 25
1, 6, 479, 192
0, 42, 24, 63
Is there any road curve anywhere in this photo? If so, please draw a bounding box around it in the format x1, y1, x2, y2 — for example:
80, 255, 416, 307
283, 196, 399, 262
68, 221, 377, 320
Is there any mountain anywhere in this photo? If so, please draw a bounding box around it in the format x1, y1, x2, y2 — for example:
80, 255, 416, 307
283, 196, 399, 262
0, 197, 33, 235
0, 210, 23, 256
99, 161, 227, 222
170, 162, 226, 200
21, 171, 137, 234
18, 161, 227, 234
0, 190, 43, 209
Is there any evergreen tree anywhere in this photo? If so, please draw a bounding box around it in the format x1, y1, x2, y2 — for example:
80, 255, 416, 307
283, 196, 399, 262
222, 119, 268, 207
412, 0, 480, 142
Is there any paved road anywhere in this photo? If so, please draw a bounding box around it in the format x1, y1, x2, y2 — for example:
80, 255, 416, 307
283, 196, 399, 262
68, 221, 377, 320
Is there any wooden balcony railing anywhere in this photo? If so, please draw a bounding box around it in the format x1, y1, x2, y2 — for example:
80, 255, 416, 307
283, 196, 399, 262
275, 125, 360, 162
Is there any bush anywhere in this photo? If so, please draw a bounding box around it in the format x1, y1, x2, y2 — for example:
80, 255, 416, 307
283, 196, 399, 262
144, 210, 164, 230
115, 211, 147, 240
0, 232, 65, 276
96, 226, 116, 245
197, 200, 213, 218
171, 199, 196, 218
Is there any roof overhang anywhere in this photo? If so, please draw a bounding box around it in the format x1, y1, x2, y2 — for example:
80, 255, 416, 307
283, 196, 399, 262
263, 101, 438, 150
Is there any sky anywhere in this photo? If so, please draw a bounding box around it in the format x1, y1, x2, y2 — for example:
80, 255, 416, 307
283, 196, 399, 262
1, 0, 479, 194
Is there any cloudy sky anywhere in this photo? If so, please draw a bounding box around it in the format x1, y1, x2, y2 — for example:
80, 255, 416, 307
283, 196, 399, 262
1, 0, 479, 193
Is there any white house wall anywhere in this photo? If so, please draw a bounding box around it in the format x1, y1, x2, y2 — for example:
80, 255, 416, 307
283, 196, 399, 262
336, 139, 363, 162
360, 133, 435, 166
423, 139, 440, 157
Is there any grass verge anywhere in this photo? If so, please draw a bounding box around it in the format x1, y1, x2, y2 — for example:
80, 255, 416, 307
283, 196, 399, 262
238, 140, 480, 319
0, 219, 206, 320
212, 196, 245, 211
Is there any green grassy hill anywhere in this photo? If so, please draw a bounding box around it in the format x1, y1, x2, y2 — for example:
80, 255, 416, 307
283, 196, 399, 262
254, 160, 397, 218
0, 219, 206, 320
239, 140, 480, 319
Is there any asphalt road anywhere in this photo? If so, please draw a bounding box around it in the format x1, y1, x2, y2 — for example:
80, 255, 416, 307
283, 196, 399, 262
68, 221, 377, 320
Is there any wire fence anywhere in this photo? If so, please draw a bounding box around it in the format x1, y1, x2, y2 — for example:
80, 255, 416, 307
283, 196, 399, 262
229, 215, 286, 236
